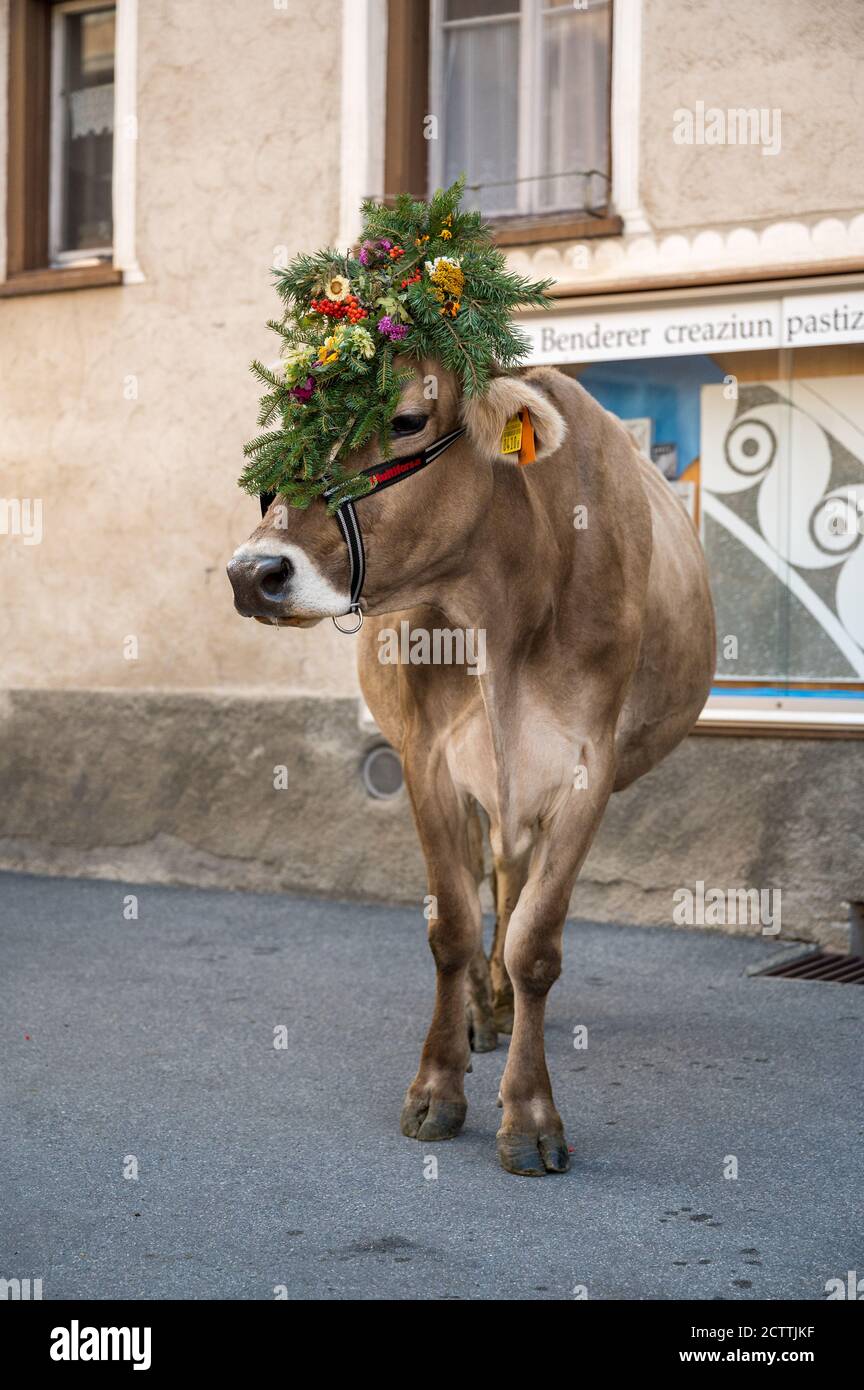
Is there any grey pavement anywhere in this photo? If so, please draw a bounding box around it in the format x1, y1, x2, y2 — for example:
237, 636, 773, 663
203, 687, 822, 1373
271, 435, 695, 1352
1, 871, 861, 1301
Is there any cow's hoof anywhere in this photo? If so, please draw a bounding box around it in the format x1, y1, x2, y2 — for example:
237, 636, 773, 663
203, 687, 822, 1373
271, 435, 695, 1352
467, 1016, 498, 1053
400, 1091, 467, 1142
496, 1129, 570, 1176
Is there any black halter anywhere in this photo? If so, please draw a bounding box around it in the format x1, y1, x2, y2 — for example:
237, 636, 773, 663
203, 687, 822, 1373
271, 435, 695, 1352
259, 426, 465, 632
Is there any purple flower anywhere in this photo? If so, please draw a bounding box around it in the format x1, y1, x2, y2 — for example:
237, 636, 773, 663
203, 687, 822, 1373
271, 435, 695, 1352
359, 237, 393, 267
290, 375, 316, 403
377, 316, 408, 342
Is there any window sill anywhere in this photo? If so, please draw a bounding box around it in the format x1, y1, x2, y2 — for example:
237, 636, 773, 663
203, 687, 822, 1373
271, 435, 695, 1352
491, 211, 623, 248
0, 264, 123, 298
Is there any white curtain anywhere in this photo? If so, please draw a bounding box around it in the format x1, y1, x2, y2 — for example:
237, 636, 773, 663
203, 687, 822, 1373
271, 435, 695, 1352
438, 0, 611, 215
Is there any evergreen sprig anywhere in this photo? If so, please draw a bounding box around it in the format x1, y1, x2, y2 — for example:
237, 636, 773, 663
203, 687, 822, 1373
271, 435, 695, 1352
239, 177, 553, 510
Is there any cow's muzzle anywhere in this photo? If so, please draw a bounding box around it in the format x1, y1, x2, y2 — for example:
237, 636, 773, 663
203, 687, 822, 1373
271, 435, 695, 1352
226, 553, 295, 618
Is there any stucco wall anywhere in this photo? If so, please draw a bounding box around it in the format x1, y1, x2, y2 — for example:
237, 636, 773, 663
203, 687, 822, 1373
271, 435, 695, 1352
0, 0, 359, 698
3, 1, 864, 698
640, 0, 864, 232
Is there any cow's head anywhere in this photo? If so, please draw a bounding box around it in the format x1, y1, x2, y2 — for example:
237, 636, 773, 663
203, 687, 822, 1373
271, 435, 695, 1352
226, 358, 566, 625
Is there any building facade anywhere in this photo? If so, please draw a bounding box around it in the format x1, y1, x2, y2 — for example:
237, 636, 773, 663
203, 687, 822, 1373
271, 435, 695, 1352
1, 0, 862, 942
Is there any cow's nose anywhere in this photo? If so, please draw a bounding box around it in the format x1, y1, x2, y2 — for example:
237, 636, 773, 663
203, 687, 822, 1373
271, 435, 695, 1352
227, 553, 295, 615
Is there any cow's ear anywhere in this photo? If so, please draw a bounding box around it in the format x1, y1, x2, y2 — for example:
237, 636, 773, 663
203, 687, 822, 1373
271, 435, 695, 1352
461, 374, 566, 463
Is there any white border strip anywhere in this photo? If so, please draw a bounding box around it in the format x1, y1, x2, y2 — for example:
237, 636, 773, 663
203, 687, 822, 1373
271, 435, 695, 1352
700, 706, 864, 729
338, 0, 387, 249
611, 0, 650, 234
113, 0, 142, 282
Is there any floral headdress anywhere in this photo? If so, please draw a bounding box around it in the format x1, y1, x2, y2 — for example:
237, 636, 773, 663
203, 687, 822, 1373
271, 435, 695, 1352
239, 178, 553, 511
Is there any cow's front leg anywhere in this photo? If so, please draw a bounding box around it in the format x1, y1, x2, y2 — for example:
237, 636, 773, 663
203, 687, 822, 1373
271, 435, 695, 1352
497, 750, 616, 1175
400, 760, 482, 1141
400, 872, 478, 1140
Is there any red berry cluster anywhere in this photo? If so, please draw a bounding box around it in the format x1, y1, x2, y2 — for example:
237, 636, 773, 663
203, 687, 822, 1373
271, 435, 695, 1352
388, 246, 404, 260
400, 270, 422, 289
310, 294, 368, 323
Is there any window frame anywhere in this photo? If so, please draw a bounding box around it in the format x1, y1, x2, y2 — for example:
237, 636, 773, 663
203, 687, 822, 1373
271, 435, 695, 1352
419, 0, 616, 233
6, 0, 53, 279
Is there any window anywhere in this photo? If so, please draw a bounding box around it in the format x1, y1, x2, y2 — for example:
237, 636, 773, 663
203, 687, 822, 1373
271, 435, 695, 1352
49, 1, 116, 263
429, 0, 612, 218
3, 0, 121, 294
384, 0, 618, 241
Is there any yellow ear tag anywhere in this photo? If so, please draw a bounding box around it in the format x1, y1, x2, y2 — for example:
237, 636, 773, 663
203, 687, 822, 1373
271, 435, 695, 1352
500, 413, 523, 454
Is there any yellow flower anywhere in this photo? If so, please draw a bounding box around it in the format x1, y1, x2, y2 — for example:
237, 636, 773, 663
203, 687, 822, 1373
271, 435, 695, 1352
440, 229, 452, 240
325, 274, 351, 302
426, 255, 464, 298
318, 334, 341, 365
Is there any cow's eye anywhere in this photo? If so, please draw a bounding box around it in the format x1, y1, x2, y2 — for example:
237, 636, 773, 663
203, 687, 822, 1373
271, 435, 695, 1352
391, 412, 428, 436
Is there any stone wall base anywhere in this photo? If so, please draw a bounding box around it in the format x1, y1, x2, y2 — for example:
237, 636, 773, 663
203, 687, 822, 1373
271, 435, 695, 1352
1, 690, 859, 950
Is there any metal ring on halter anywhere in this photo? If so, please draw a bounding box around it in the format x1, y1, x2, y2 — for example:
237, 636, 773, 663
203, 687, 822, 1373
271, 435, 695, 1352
332, 607, 363, 634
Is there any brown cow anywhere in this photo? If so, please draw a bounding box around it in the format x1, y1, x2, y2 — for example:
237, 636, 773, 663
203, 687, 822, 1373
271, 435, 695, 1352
227, 360, 716, 1176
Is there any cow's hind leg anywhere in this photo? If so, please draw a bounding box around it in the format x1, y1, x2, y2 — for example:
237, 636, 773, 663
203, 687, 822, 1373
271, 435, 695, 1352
497, 745, 616, 1175
400, 753, 483, 1141
489, 853, 530, 1035
464, 803, 497, 1054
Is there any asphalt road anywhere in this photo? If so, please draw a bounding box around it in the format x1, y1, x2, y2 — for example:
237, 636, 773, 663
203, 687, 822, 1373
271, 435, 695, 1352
1, 871, 861, 1301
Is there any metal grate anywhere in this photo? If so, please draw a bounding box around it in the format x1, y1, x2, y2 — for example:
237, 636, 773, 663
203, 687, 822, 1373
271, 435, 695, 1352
757, 951, 864, 984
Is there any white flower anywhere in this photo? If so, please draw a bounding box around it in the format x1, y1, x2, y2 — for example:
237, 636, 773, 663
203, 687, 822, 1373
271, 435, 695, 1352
347, 326, 375, 359
325, 274, 352, 302
424, 255, 461, 276
282, 343, 314, 383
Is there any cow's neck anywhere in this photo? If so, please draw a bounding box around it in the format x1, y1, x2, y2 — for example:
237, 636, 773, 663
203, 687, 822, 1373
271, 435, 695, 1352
432, 463, 576, 668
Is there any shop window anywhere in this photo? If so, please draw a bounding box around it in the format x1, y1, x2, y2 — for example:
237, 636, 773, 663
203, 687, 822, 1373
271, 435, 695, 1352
572, 345, 864, 733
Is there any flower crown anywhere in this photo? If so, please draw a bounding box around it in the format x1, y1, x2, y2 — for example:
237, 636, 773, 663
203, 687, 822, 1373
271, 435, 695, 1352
239, 178, 553, 511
